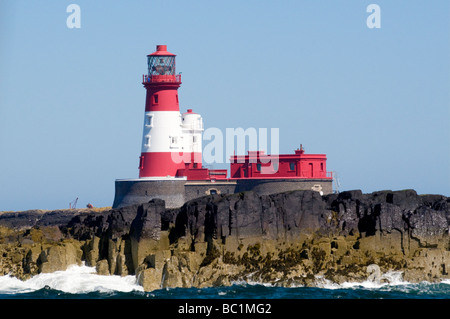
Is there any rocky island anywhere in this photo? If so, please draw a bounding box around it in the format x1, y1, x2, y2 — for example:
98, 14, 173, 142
0, 189, 449, 291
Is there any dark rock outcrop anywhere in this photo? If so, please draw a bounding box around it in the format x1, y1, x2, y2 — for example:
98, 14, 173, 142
1, 189, 449, 290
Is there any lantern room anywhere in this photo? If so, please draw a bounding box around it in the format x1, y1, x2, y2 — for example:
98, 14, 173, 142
147, 45, 176, 76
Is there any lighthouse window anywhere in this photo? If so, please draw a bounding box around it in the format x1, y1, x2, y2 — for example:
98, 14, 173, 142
171, 136, 179, 148
256, 163, 261, 172
146, 116, 153, 126
154, 95, 159, 104
145, 136, 151, 146
289, 162, 295, 171
139, 156, 144, 170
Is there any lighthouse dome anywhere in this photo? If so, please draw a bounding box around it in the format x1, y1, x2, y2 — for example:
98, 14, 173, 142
181, 109, 203, 131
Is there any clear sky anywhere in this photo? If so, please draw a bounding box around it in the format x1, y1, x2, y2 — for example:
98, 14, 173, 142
0, 0, 449, 211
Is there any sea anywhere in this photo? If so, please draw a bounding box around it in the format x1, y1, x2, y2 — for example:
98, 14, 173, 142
0, 263, 448, 316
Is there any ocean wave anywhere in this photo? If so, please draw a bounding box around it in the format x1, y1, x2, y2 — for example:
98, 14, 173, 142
231, 270, 450, 294
1, 265, 449, 298
315, 270, 408, 290
0, 263, 144, 295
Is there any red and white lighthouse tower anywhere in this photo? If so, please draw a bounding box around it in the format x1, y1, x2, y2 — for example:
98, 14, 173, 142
139, 45, 203, 178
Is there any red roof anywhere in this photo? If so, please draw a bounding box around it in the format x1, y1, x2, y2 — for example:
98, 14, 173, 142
147, 45, 176, 56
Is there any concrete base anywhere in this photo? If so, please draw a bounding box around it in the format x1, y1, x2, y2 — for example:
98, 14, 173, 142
113, 177, 333, 209
112, 178, 187, 209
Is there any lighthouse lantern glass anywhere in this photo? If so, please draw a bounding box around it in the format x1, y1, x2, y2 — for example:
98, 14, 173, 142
148, 55, 176, 76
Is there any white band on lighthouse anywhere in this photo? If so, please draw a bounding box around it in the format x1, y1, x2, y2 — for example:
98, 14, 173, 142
141, 110, 203, 154
139, 109, 204, 177
141, 111, 183, 153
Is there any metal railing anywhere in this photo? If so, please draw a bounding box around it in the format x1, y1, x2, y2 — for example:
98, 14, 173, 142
298, 171, 333, 179
143, 74, 181, 83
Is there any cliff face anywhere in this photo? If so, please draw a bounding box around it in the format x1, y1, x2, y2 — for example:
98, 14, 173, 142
0, 189, 449, 291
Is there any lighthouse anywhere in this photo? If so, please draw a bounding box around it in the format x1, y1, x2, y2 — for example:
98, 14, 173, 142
112, 45, 333, 209
139, 45, 203, 178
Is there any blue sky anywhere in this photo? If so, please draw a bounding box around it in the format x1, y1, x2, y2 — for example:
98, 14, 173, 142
0, 0, 449, 211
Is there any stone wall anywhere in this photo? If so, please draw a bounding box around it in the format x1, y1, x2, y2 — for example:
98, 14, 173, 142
235, 178, 333, 196
113, 178, 332, 209
184, 181, 237, 202
113, 179, 186, 209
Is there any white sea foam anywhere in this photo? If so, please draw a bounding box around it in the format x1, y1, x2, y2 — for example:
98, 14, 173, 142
0, 263, 144, 295
2, 265, 448, 296
315, 271, 412, 290
441, 278, 450, 285
230, 270, 419, 291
